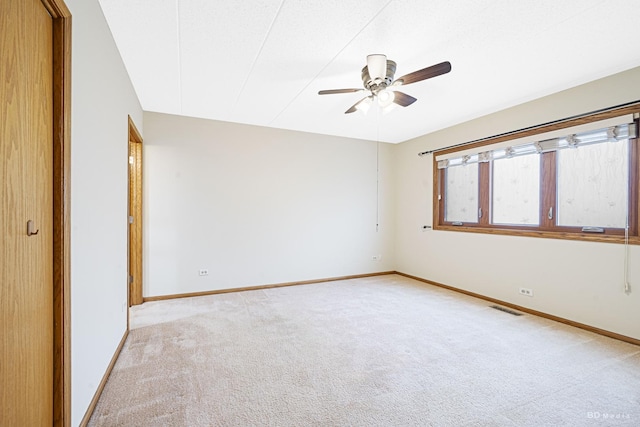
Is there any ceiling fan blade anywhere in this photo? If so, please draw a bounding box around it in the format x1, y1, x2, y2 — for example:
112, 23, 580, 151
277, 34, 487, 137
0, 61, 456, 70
393, 61, 451, 86
345, 96, 372, 114
393, 91, 417, 107
318, 88, 362, 95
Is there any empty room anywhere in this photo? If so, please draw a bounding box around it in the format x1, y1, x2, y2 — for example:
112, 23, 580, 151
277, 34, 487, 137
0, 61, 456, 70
2, 0, 640, 426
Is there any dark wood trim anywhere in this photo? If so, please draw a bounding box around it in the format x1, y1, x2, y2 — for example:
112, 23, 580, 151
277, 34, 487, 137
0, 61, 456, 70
434, 165, 443, 226
42, 0, 72, 425
434, 224, 640, 244
629, 126, 639, 236
143, 272, 396, 302
78, 330, 129, 427
394, 271, 640, 347
478, 162, 490, 225
540, 151, 556, 228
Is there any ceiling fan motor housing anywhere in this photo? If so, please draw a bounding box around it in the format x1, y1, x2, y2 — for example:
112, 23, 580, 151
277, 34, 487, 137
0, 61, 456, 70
362, 60, 396, 94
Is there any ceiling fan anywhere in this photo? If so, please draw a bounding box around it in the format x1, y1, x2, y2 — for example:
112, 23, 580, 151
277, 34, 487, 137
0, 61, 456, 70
319, 54, 451, 114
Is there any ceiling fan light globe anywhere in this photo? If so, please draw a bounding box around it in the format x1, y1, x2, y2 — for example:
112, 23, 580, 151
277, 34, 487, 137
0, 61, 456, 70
377, 89, 395, 107
356, 96, 373, 114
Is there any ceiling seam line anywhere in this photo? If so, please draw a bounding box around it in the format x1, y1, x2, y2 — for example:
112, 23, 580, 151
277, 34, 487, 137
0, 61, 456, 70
232, 0, 287, 113
267, 0, 395, 126
176, 0, 183, 113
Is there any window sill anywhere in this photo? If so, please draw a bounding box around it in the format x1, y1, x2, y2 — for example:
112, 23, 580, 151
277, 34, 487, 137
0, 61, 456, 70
433, 224, 640, 245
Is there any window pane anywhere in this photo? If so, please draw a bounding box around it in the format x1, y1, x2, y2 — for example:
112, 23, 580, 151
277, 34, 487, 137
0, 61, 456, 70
557, 140, 629, 228
492, 155, 540, 225
445, 164, 478, 223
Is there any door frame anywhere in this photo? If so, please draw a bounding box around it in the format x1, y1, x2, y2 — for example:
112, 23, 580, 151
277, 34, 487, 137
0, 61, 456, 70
41, 0, 71, 425
128, 117, 144, 306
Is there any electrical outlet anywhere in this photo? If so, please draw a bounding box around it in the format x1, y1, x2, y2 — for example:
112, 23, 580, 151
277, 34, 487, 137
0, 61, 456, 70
199, 269, 209, 276
519, 287, 534, 297
372, 255, 381, 261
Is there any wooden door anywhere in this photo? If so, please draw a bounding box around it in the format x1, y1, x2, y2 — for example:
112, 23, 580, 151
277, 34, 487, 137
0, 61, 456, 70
128, 118, 144, 306
1, 0, 54, 425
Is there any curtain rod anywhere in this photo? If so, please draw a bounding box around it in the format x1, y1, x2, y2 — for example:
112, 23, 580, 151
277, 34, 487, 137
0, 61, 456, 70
417, 99, 640, 157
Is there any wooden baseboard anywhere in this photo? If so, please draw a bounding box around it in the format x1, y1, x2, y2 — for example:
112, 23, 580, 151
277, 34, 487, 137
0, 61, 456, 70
143, 271, 396, 302
79, 328, 130, 427
395, 271, 640, 347
142, 269, 639, 346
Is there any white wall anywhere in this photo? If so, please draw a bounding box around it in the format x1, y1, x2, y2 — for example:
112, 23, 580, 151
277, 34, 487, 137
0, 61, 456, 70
67, 0, 143, 424
143, 112, 394, 297
394, 66, 640, 340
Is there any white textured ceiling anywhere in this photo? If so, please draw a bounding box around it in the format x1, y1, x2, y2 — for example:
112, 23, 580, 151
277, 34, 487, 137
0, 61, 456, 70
99, 0, 640, 143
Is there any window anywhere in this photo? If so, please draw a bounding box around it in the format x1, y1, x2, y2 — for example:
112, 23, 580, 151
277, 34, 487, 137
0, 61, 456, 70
434, 105, 640, 243
556, 139, 629, 228
492, 154, 540, 226
445, 163, 478, 223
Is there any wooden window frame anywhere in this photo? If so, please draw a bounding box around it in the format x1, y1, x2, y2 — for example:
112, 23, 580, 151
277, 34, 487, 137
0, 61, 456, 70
433, 103, 640, 245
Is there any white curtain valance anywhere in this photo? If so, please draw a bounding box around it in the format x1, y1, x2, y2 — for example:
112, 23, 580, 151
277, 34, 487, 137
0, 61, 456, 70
436, 115, 636, 169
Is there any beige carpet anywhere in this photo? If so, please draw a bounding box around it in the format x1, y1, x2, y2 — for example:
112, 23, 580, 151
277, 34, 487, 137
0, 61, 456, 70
89, 275, 640, 426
